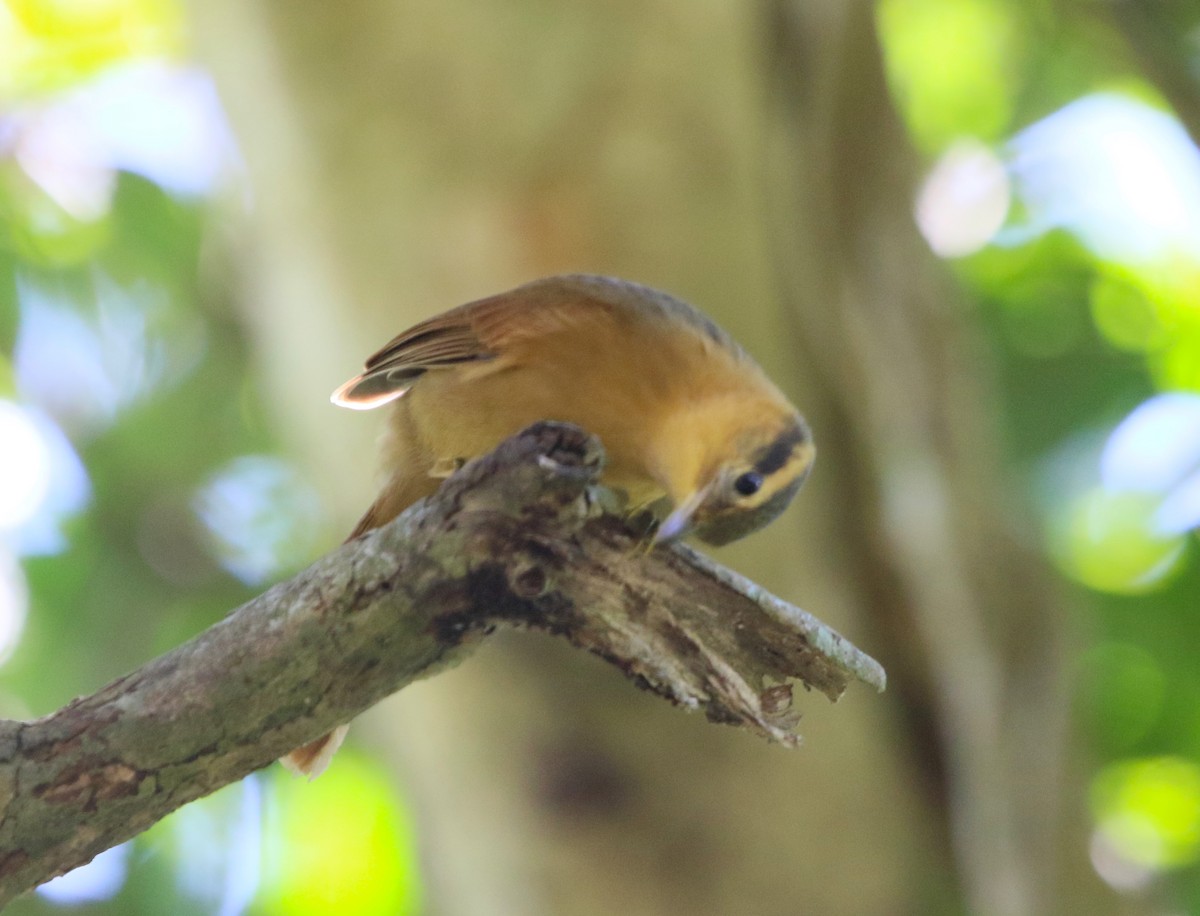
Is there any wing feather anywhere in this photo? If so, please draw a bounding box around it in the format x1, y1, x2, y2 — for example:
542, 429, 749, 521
331, 275, 734, 409
331, 303, 500, 409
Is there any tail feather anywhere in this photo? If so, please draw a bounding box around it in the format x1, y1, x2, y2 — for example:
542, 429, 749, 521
277, 492, 399, 778
279, 465, 440, 777
280, 725, 350, 780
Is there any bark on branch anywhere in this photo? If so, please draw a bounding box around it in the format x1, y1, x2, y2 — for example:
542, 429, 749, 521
0, 422, 884, 905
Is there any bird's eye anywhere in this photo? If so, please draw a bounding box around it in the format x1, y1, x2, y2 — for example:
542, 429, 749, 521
733, 471, 764, 497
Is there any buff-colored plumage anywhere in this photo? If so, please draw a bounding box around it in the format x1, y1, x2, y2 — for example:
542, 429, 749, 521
282, 274, 814, 777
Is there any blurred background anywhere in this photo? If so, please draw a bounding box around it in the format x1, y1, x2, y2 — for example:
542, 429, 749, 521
2, 0, 1199, 913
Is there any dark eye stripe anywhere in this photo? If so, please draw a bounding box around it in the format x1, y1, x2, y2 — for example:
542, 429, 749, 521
752, 418, 810, 476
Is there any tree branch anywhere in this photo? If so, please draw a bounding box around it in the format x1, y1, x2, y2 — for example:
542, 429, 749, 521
0, 422, 883, 905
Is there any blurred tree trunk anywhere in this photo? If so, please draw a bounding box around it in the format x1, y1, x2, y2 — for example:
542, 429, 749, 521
760, 5, 1068, 914
190, 1, 1117, 913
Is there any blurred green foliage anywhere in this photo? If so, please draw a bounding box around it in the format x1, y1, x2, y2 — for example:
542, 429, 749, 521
0, 1, 421, 913
1, 0, 182, 98
879, 0, 1019, 149
1092, 757, 1200, 870
258, 753, 421, 916
880, 1, 1200, 908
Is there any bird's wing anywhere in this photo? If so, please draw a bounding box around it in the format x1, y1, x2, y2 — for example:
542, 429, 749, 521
330, 305, 493, 408
330, 279, 604, 410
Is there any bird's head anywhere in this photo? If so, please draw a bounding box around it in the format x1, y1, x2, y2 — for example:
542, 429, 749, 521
653, 402, 814, 546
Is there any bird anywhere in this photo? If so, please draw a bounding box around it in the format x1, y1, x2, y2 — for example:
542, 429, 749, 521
281, 274, 815, 777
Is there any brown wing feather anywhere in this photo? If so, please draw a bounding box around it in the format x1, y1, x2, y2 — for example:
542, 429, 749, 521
363, 316, 493, 371
332, 303, 499, 408
363, 274, 699, 370
334, 280, 586, 408
333, 275, 738, 409
361, 279, 598, 372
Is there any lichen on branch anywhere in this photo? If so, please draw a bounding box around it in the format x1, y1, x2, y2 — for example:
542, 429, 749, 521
0, 422, 883, 905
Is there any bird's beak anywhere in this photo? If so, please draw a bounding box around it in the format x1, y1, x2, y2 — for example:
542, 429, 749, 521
654, 481, 715, 543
